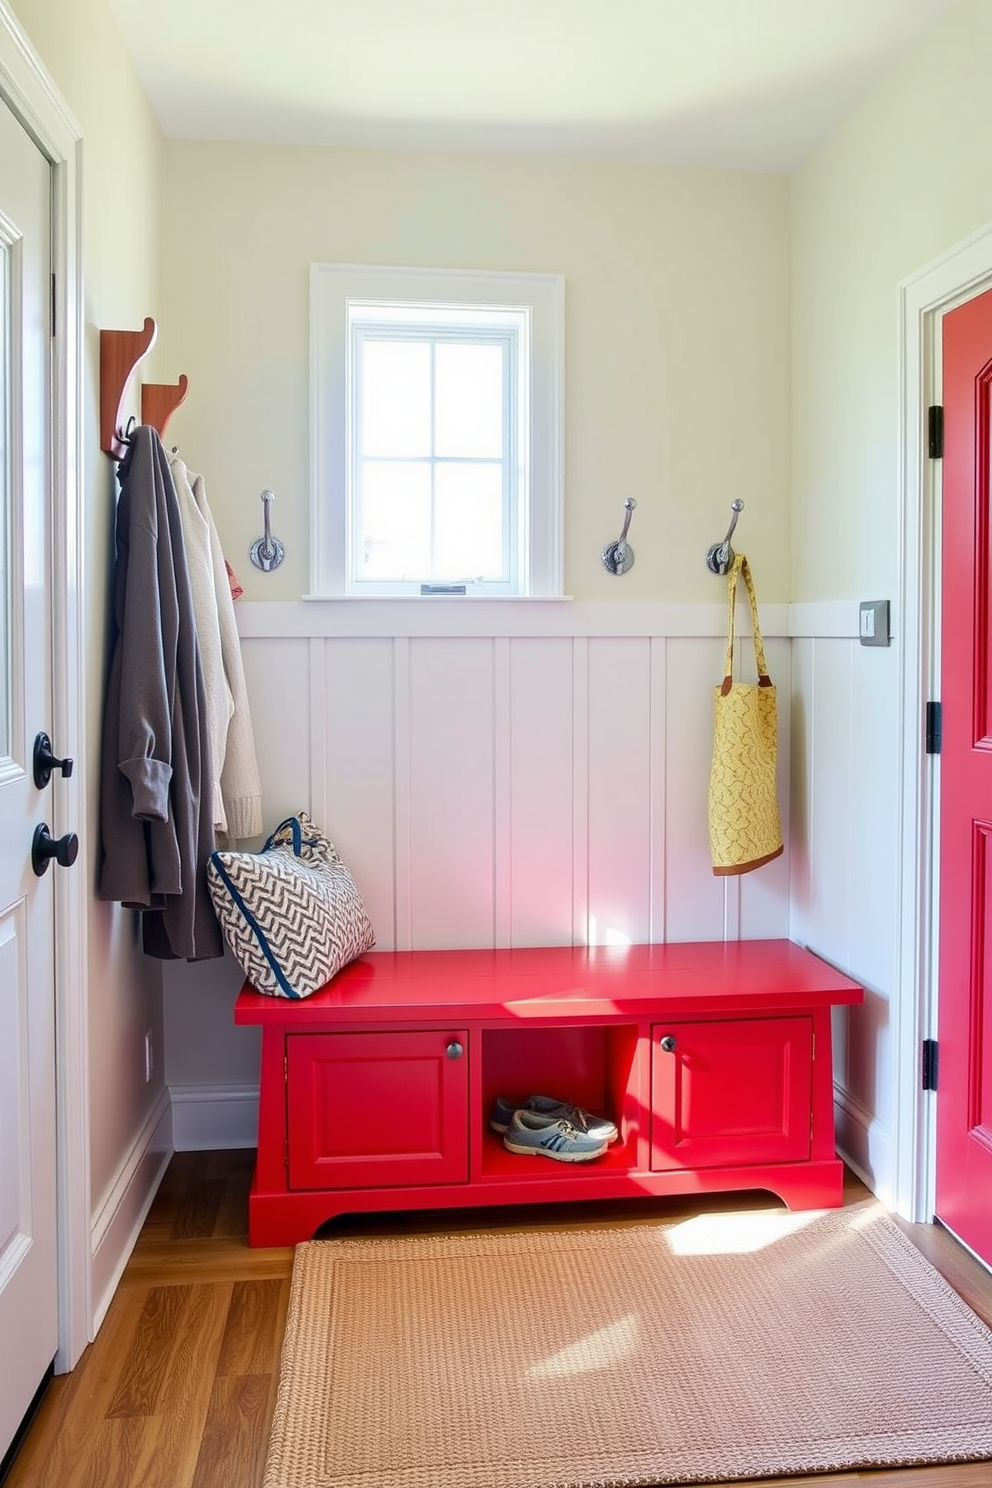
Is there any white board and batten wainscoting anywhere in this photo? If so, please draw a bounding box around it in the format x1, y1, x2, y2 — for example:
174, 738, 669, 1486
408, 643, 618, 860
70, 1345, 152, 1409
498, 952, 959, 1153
165, 596, 894, 1207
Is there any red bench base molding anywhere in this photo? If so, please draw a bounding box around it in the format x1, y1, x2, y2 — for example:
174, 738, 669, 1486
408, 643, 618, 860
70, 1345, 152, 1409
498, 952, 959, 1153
234, 939, 863, 1247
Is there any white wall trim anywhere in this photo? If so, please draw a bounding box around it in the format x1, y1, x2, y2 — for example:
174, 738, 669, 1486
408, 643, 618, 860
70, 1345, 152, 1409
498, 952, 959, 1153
493, 636, 512, 948
648, 637, 667, 943
0, 0, 89, 1373
788, 601, 860, 638
90, 1092, 172, 1333
169, 1084, 259, 1152
392, 636, 413, 952
571, 637, 590, 945
897, 216, 992, 1224
307, 635, 328, 828
236, 598, 792, 641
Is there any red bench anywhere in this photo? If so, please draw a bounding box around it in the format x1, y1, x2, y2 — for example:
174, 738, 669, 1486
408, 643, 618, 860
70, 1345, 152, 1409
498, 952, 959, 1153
235, 938, 863, 1247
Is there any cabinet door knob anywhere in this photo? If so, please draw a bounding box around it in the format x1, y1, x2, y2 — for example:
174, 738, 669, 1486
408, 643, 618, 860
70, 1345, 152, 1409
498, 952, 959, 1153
660, 1034, 677, 1053
445, 1040, 464, 1060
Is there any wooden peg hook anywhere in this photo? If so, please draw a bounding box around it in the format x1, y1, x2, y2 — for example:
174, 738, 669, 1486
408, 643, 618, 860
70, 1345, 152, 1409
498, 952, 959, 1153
100, 317, 157, 458
142, 374, 189, 443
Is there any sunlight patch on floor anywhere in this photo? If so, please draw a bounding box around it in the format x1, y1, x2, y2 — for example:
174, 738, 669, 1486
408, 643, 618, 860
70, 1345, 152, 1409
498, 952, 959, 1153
847, 1202, 886, 1231
662, 1208, 826, 1256
525, 1313, 640, 1378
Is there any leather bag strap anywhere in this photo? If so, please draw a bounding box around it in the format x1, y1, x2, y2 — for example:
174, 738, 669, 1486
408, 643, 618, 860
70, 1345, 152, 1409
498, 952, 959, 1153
721, 554, 773, 696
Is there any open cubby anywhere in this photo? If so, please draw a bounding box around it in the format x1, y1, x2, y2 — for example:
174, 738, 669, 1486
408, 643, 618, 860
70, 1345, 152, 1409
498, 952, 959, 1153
479, 1022, 640, 1179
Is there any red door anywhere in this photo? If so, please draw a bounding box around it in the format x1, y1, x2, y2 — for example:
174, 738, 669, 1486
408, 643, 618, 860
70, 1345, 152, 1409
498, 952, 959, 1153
936, 285, 992, 1264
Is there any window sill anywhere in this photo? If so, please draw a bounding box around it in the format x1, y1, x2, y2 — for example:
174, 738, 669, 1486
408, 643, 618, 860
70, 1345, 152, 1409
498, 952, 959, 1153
302, 593, 575, 603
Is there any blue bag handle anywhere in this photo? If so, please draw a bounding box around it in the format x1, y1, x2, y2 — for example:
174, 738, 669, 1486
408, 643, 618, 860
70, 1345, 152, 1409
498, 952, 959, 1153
262, 815, 325, 857
263, 816, 303, 855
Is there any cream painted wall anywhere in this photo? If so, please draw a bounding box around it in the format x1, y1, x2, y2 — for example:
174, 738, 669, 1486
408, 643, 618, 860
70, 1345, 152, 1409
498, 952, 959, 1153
792, 0, 992, 604
158, 144, 791, 604
7, 0, 166, 1222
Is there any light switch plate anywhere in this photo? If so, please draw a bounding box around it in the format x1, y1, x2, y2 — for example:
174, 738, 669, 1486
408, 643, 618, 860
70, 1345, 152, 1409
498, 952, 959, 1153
859, 600, 890, 647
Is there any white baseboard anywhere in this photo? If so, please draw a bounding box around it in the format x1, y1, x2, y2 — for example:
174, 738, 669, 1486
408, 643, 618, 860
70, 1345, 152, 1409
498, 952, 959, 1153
90, 1089, 173, 1333
834, 1087, 896, 1208
170, 1083, 259, 1151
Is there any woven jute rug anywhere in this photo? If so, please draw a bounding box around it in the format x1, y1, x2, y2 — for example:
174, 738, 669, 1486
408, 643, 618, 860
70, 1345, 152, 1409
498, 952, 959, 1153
262, 1203, 992, 1487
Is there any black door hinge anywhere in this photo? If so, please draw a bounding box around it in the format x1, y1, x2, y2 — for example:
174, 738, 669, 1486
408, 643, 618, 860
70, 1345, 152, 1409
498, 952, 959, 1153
922, 1038, 939, 1091
928, 405, 943, 459
50, 273, 56, 338
925, 701, 942, 754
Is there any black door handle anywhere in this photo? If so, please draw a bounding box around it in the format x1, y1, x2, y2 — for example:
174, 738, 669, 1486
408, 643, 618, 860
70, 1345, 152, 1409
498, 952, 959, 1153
32, 823, 79, 876
33, 732, 74, 789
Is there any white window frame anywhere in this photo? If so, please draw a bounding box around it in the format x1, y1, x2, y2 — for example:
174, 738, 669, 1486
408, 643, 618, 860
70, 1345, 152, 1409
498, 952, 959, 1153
310, 263, 564, 598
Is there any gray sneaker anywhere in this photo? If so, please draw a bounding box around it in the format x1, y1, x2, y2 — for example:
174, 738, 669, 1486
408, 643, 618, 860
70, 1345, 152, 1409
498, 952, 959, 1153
490, 1093, 619, 1144
503, 1110, 609, 1163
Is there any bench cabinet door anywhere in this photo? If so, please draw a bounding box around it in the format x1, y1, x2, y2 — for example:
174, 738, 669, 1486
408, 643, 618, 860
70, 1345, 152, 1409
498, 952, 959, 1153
287, 1029, 469, 1190
650, 1016, 812, 1171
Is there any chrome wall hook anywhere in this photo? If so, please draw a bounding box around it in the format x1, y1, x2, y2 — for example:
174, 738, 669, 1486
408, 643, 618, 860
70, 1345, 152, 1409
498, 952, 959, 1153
602, 498, 637, 576
706, 499, 744, 575
250, 489, 285, 573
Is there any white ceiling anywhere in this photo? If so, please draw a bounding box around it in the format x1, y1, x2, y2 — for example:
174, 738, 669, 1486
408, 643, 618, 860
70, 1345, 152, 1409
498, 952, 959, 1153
107, 0, 955, 173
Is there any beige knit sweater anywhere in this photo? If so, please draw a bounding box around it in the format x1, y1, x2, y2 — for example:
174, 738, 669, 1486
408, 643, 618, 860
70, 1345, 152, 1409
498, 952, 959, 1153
193, 468, 264, 842
169, 454, 232, 833
170, 455, 264, 842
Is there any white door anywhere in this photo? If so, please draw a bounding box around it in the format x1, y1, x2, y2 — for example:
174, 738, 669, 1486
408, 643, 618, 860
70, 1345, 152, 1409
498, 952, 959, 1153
0, 96, 61, 1461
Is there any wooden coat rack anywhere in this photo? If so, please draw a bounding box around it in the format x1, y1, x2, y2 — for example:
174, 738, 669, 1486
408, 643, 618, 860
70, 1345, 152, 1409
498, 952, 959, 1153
100, 316, 189, 457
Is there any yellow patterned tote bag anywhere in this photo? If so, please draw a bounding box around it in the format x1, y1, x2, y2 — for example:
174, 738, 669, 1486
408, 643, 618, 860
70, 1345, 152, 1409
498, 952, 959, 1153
708, 555, 783, 875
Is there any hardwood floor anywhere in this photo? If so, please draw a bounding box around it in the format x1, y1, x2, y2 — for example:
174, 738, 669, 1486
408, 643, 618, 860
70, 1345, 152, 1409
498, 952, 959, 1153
5, 1153, 992, 1488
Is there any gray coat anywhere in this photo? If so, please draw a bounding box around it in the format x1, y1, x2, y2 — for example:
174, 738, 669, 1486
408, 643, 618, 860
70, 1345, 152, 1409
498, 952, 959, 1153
98, 426, 223, 960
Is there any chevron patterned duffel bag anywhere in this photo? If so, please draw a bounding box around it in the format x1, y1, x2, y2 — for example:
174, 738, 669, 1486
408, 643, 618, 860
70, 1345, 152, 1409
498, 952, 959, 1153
206, 810, 375, 998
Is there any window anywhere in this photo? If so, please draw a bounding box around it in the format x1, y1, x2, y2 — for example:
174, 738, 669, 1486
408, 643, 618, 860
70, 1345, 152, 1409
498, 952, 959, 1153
310, 264, 564, 597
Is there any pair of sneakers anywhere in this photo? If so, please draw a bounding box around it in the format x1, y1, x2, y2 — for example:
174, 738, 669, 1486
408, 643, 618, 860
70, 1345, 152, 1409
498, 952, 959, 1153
490, 1093, 618, 1164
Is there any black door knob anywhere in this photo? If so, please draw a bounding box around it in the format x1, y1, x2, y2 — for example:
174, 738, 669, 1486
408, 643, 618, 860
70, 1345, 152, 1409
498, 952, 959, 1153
33, 732, 74, 789
659, 1035, 677, 1053
32, 822, 79, 876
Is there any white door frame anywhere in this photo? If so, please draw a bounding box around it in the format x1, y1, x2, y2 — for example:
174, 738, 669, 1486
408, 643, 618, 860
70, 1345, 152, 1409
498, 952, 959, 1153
0, 5, 89, 1369
897, 218, 992, 1227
